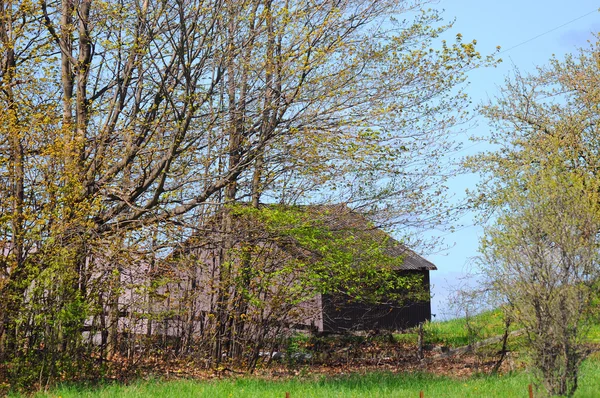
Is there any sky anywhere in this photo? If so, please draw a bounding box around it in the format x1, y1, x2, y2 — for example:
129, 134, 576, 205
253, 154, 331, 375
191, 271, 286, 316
423, 0, 600, 319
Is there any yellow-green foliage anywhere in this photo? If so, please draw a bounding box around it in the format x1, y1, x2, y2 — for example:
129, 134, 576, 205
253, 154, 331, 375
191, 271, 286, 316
231, 204, 426, 304
1, 0, 493, 387
466, 38, 600, 397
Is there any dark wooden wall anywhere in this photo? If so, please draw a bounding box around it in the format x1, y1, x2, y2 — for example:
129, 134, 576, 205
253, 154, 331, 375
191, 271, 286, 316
321, 270, 431, 333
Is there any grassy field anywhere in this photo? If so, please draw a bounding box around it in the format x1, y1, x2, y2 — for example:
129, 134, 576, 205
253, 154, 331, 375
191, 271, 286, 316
396, 310, 600, 347
28, 357, 600, 398
393, 310, 515, 347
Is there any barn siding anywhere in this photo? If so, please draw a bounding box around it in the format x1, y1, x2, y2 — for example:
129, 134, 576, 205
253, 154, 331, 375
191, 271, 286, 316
321, 270, 431, 332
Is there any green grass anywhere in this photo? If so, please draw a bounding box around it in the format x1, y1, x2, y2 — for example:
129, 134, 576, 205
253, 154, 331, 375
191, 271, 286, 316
27, 358, 600, 398
405, 310, 600, 348
394, 310, 512, 347
426, 310, 513, 346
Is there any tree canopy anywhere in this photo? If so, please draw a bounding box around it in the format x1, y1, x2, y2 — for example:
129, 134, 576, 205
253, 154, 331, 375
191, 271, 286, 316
0, 0, 489, 386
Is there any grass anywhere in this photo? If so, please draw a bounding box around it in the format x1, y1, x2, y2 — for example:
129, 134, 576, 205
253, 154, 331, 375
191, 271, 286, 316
406, 309, 600, 348
394, 309, 512, 347
27, 357, 600, 398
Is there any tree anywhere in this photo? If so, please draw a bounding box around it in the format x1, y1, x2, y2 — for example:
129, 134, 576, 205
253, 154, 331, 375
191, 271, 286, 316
479, 161, 600, 396
0, 0, 488, 384
467, 38, 600, 396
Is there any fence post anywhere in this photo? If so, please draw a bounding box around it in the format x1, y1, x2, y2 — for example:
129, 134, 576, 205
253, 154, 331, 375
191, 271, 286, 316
417, 322, 424, 360
286, 392, 290, 398
528, 384, 533, 398
419, 391, 424, 398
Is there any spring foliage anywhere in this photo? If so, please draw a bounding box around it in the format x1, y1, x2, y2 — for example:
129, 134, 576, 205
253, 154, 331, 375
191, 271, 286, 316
468, 38, 600, 396
1, 0, 488, 387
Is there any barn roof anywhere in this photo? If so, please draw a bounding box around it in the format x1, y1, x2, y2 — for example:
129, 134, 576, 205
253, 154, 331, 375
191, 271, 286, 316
301, 204, 437, 271
173, 203, 437, 271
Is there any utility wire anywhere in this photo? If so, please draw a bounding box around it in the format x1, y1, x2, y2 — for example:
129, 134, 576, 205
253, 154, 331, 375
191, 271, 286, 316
499, 8, 599, 55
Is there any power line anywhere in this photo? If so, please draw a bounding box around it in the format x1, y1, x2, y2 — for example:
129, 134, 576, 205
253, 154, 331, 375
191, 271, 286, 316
499, 8, 599, 55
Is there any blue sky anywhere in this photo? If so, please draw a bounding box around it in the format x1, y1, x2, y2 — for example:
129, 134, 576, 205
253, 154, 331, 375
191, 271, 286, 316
425, 0, 600, 318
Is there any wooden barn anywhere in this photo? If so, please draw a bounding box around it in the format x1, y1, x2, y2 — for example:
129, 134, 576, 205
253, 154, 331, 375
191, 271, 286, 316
112, 204, 437, 346
171, 204, 437, 334
293, 206, 437, 333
